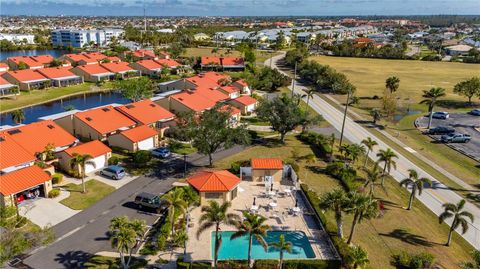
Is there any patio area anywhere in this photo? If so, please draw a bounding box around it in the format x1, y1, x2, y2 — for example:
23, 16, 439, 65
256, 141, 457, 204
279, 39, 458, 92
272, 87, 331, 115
183, 180, 338, 262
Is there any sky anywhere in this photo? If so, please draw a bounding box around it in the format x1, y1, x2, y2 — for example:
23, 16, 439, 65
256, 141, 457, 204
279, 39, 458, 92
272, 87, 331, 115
2, 0, 480, 16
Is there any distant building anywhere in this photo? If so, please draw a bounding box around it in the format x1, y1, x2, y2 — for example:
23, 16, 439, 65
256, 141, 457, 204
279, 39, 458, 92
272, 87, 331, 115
445, 44, 473, 56
51, 28, 124, 48
0, 33, 35, 44
194, 33, 210, 41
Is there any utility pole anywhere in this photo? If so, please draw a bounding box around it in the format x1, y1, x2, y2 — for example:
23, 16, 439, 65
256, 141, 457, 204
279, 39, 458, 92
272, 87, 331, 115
291, 61, 297, 97
339, 89, 351, 147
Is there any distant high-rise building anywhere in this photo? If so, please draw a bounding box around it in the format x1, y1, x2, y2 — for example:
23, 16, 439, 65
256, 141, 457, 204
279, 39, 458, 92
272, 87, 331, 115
51, 28, 124, 48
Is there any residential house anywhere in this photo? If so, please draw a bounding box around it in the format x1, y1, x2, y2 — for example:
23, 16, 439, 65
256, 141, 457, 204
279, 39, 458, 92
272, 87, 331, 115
130, 60, 164, 77
100, 62, 139, 79
0, 63, 9, 72
251, 158, 283, 183
193, 33, 210, 41
71, 64, 114, 82
229, 96, 258, 115
166, 90, 217, 114
116, 100, 176, 137
219, 104, 241, 127
56, 140, 112, 174
157, 51, 170, 59
105, 56, 122, 63
0, 76, 18, 97
187, 170, 241, 206
232, 79, 251, 95
1, 69, 50, 91
36, 67, 83, 87
445, 44, 473, 56
60, 53, 97, 66
108, 125, 159, 152
7, 55, 53, 70
157, 72, 230, 92
200, 56, 245, 70
195, 86, 230, 103
126, 49, 157, 61
217, 85, 240, 99
0, 132, 36, 174
155, 58, 183, 73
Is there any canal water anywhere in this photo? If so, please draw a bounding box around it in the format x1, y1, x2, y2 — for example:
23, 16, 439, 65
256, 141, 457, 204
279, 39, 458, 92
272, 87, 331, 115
0, 91, 130, 126
0, 49, 70, 61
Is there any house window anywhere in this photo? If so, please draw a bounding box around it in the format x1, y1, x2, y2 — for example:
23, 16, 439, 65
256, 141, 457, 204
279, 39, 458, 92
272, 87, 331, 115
205, 192, 222, 199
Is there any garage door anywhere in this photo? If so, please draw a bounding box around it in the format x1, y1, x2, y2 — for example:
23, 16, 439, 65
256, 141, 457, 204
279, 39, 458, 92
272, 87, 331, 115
85, 155, 107, 174
137, 138, 154, 150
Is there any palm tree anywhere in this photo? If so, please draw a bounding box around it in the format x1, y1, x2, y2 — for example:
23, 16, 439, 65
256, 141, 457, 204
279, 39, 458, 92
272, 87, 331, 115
361, 137, 378, 167
161, 187, 187, 238
349, 144, 366, 165
231, 211, 270, 267
11, 109, 25, 124
69, 153, 93, 193
270, 234, 293, 269
399, 169, 432, 210
385, 76, 400, 94
363, 165, 383, 197
173, 229, 189, 255
111, 225, 136, 269
346, 245, 370, 269
376, 148, 398, 187
319, 188, 349, 238
439, 199, 474, 246
369, 108, 382, 125
197, 201, 238, 269
346, 192, 378, 244
420, 87, 446, 129
304, 88, 315, 108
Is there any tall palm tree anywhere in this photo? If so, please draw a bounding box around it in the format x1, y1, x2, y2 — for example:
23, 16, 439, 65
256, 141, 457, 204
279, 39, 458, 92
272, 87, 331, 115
304, 88, 316, 108
361, 137, 378, 167
111, 225, 136, 269
349, 144, 366, 165
346, 192, 378, 244
11, 109, 25, 124
69, 153, 94, 193
231, 211, 270, 267
439, 199, 474, 246
319, 188, 349, 238
369, 108, 382, 125
385, 76, 400, 94
346, 245, 370, 269
270, 234, 293, 269
376, 148, 398, 186
420, 87, 446, 129
399, 169, 432, 210
161, 187, 187, 238
363, 165, 383, 197
197, 201, 238, 269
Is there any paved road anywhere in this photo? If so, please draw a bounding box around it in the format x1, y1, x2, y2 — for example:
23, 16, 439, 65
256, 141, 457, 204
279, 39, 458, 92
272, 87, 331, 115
268, 53, 480, 249
21, 146, 246, 269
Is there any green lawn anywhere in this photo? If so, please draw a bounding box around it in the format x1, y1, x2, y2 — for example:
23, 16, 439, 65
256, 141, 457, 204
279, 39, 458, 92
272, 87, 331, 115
60, 180, 115, 210
182, 47, 281, 66
214, 135, 473, 268
84, 255, 147, 269
0, 82, 101, 112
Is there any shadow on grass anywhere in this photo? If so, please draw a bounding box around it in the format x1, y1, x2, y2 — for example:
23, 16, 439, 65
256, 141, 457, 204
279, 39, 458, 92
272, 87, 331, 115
379, 229, 437, 247
437, 100, 477, 110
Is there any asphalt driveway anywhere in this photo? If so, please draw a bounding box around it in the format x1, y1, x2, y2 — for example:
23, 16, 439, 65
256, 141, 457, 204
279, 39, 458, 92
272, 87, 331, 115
416, 113, 480, 161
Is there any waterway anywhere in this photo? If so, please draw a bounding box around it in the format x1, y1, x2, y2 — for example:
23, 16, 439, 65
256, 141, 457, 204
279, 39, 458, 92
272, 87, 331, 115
0, 49, 70, 61
0, 91, 130, 126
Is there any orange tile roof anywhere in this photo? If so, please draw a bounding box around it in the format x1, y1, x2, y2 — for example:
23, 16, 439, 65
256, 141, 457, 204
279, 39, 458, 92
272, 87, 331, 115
234, 79, 248, 87
131, 49, 156, 58
101, 62, 134, 73
64, 53, 97, 63
201, 56, 244, 66
0, 76, 13, 85
171, 91, 217, 112
157, 51, 170, 57
251, 158, 283, 170
30, 55, 54, 65
154, 58, 181, 68
195, 87, 229, 102
106, 56, 121, 63
4, 69, 49, 83
219, 85, 239, 94
187, 170, 240, 192
0, 120, 78, 156
8, 56, 43, 68
36, 67, 79, 79
231, 96, 257, 106
85, 52, 107, 61
0, 165, 51, 195
75, 64, 112, 75
0, 133, 36, 170
116, 100, 175, 125
0, 63, 9, 69
134, 59, 163, 70
218, 104, 241, 116
74, 106, 136, 135
64, 140, 111, 157
119, 125, 158, 142
186, 72, 230, 89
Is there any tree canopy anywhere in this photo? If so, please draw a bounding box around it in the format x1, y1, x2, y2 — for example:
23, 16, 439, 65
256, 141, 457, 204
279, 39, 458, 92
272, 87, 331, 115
453, 77, 480, 105
115, 76, 154, 102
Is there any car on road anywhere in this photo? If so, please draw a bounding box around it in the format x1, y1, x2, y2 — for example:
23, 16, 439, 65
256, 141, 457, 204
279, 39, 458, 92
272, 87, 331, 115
432, 111, 450, 119
151, 147, 171, 158
469, 109, 480, 116
427, 126, 455, 135
441, 133, 471, 143
134, 192, 163, 212
100, 165, 126, 180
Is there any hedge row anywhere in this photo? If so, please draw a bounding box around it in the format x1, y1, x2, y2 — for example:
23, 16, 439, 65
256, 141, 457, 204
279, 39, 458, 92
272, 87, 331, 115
324, 162, 360, 192
177, 259, 340, 269
297, 132, 332, 157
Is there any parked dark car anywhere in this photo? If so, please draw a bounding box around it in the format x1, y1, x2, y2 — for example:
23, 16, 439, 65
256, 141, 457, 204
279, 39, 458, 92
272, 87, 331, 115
100, 165, 125, 180
432, 111, 449, 119
469, 109, 480, 116
441, 133, 471, 143
427, 126, 455, 135
134, 192, 164, 212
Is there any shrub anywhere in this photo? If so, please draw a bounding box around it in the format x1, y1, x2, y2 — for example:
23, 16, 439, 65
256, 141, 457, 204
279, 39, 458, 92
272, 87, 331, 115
132, 150, 152, 167
191, 262, 211, 269
108, 156, 120, 165
218, 260, 249, 269
52, 173, 63, 185
297, 132, 332, 156
177, 257, 190, 269
253, 260, 278, 269
139, 242, 158, 255
48, 189, 61, 198
229, 160, 250, 175
110, 146, 130, 155
325, 162, 358, 191
15, 216, 28, 228
391, 251, 435, 269
284, 259, 341, 269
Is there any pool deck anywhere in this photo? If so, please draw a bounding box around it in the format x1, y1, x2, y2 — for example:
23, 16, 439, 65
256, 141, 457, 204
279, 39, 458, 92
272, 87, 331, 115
183, 180, 338, 262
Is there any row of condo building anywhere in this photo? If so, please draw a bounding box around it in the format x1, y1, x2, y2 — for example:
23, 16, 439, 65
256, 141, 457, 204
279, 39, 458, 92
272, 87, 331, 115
0, 50, 245, 95
0, 71, 257, 206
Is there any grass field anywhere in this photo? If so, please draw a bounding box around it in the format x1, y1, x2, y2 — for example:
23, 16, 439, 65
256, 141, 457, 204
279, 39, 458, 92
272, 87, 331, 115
214, 135, 473, 269
60, 180, 115, 210
310, 55, 479, 106
0, 82, 100, 113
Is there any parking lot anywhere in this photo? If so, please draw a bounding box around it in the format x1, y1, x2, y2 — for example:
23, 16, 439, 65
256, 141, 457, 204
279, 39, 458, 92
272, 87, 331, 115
416, 113, 480, 161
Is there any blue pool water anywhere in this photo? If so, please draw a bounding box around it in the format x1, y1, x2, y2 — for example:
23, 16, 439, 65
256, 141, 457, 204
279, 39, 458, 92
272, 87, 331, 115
212, 231, 316, 260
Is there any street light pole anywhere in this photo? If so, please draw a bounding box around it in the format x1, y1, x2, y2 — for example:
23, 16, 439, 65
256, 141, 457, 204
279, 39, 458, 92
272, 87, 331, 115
291, 61, 297, 97
339, 89, 351, 147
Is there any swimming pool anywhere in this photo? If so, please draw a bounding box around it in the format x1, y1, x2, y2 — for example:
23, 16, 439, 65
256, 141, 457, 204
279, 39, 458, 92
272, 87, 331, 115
212, 231, 316, 260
